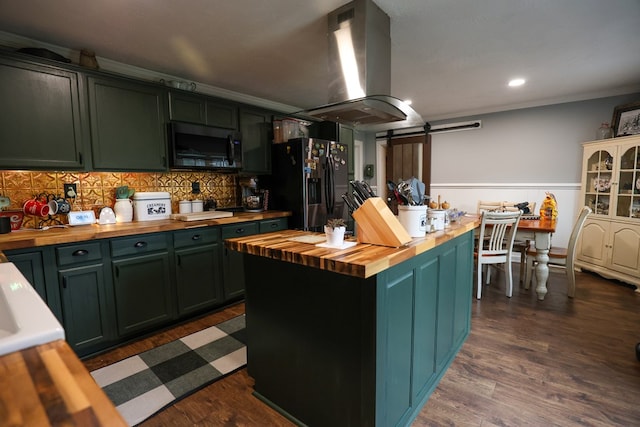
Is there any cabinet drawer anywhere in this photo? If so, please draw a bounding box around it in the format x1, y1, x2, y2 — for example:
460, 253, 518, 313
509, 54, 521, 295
110, 233, 168, 257
56, 242, 103, 266
174, 227, 219, 249
259, 218, 288, 233
221, 222, 259, 239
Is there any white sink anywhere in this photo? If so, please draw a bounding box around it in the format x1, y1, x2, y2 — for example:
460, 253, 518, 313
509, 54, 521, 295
0, 263, 65, 356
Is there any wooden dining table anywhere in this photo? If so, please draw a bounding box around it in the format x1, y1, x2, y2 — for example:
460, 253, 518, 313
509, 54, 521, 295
515, 218, 557, 300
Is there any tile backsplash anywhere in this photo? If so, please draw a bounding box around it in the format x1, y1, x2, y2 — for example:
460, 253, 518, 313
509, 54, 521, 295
0, 170, 239, 228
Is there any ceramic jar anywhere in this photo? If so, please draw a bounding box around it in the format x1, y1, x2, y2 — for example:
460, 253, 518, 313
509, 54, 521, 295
114, 198, 133, 222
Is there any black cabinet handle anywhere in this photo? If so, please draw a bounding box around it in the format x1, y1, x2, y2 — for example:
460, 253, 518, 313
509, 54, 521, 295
270, 223, 278, 228
72, 249, 89, 257
134, 241, 147, 248
176, 254, 181, 266
235, 228, 244, 234
192, 234, 201, 241
62, 276, 67, 289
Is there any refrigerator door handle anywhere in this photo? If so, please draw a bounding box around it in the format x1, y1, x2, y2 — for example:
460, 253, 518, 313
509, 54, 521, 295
325, 155, 335, 214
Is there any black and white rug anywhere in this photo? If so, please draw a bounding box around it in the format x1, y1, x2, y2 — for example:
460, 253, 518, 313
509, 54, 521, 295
90, 315, 246, 426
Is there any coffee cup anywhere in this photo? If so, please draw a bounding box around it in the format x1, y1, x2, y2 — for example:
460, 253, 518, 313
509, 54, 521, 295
0, 217, 10, 234
48, 199, 59, 215
55, 198, 71, 214
23, 198, 50, 217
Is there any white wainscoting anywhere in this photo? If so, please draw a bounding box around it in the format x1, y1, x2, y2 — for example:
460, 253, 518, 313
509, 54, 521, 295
430, 182, 581, 247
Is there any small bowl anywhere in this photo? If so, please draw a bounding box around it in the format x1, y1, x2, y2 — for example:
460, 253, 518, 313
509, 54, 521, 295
0, 210, 24, 230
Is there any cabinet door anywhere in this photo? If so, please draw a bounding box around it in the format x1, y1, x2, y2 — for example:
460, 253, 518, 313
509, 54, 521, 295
59, 264, 112, 353
88, 76, 168, 171
169, 92, 238, 129
222, 222, 259, 300
169, 92, 206, 124
175, 243, 223, 315
582, 145, 615, 216
577, 218, 609, 267
112, 252, 174, 336
614, 143, 640, 219
0, 57, 86, 169
6, 250, 48, 301
240, 108, 272, 174
609, 222, 640, 276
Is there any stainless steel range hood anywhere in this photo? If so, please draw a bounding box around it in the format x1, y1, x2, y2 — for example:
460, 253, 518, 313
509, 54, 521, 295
301, 0, 423, 132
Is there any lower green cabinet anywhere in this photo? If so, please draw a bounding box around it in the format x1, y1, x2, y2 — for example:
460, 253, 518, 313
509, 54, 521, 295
174, 228, 223, 315
59, 264, 113, 353
4, 217, 287, 357
111, 234, 174, 337
222, 222, 259, 300
6, 248, 50, 301
54, 241, 114, 355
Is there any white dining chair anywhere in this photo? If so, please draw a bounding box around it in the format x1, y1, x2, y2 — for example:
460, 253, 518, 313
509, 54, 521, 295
475, 210, 522, 299
524, 206, 591, 298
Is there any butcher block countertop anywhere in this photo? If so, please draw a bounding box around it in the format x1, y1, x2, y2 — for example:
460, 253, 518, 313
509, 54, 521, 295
226, 215, 481, 278
0, 210, 291, 251
0, 340, 126, 426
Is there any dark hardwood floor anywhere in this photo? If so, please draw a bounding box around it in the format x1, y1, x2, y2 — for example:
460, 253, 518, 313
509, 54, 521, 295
84, 266, 640, 426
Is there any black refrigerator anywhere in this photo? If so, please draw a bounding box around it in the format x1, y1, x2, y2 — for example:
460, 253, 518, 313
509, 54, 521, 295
266, 137, 349, 231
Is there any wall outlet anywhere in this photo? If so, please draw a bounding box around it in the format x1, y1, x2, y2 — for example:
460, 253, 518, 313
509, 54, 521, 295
191, 181, 200, 194
63, 183, 77, 198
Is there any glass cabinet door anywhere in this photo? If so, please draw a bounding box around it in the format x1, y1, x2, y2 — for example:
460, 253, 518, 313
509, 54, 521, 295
584, 149, 613, 215
616, 145, 640, 218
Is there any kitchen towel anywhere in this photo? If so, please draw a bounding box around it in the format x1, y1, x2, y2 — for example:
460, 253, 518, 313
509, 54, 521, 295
90, 315, 246, 426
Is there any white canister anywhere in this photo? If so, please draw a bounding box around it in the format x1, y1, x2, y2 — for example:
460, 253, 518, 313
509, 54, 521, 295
397, 205, 428, 237
428, 209, 446, 231
179, 200, 192, 214
191, 200, 204, 213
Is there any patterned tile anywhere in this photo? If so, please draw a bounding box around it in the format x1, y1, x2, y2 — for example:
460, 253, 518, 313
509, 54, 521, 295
2, 171, 31, 189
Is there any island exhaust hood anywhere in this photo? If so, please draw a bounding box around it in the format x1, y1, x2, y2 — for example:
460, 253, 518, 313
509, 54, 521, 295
301, 0, 424, 132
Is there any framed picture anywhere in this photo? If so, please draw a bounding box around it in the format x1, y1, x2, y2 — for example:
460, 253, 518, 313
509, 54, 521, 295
612, 101, 640, 137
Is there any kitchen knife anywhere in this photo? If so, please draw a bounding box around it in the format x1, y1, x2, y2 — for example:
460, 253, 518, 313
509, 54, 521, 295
342, 193, 357, 213
361, 181, 376, 197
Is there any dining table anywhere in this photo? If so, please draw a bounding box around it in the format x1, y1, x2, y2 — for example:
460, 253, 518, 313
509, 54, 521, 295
515, 217, 558, 300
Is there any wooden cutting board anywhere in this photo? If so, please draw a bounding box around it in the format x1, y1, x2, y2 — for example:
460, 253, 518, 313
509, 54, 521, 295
170, 211, 234, 221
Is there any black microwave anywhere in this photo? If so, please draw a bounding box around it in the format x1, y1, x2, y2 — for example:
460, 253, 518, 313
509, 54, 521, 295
168, 121, 242, 171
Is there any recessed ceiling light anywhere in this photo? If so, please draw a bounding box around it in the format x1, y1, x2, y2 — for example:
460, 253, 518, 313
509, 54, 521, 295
508, 78, 526, 87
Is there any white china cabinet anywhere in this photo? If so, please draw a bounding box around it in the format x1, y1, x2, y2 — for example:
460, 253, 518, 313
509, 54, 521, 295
576, 135, 640, 289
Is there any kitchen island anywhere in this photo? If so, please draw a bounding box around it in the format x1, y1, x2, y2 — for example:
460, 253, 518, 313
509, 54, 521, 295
226, 216, 480, 427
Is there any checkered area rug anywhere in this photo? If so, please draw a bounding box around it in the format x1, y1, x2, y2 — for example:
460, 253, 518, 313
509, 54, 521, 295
90, 315, 246, 426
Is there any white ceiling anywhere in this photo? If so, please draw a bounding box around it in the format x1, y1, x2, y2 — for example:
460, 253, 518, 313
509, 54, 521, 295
1, 0, 639, 122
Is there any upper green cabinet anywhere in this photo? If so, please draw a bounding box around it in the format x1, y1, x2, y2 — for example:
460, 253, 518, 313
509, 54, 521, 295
88, 76, 168, 171
0, 56, 87, 169
169, 92, 238, 129
240, 108, 272, 174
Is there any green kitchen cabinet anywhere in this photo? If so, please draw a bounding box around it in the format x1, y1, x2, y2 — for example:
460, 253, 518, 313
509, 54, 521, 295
55, 241, 114, 356
0, 55, 87, 169
87, 76, 168, 171
221, 221, 260, 300
110, 233, 175, 337
243, 229, 473, 427
5, 247, 55, 303
239, 108, 273, 174
169, 91, 238, 129
258, 217, 288, 234
173, 228, 224, 316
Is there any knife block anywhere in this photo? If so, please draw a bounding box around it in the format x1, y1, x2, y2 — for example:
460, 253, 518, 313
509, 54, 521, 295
352, 197, 412, 247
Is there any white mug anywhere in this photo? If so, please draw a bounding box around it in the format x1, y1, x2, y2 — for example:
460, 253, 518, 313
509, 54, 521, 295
179, 200, 191, 214
191, 200, 204, 213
